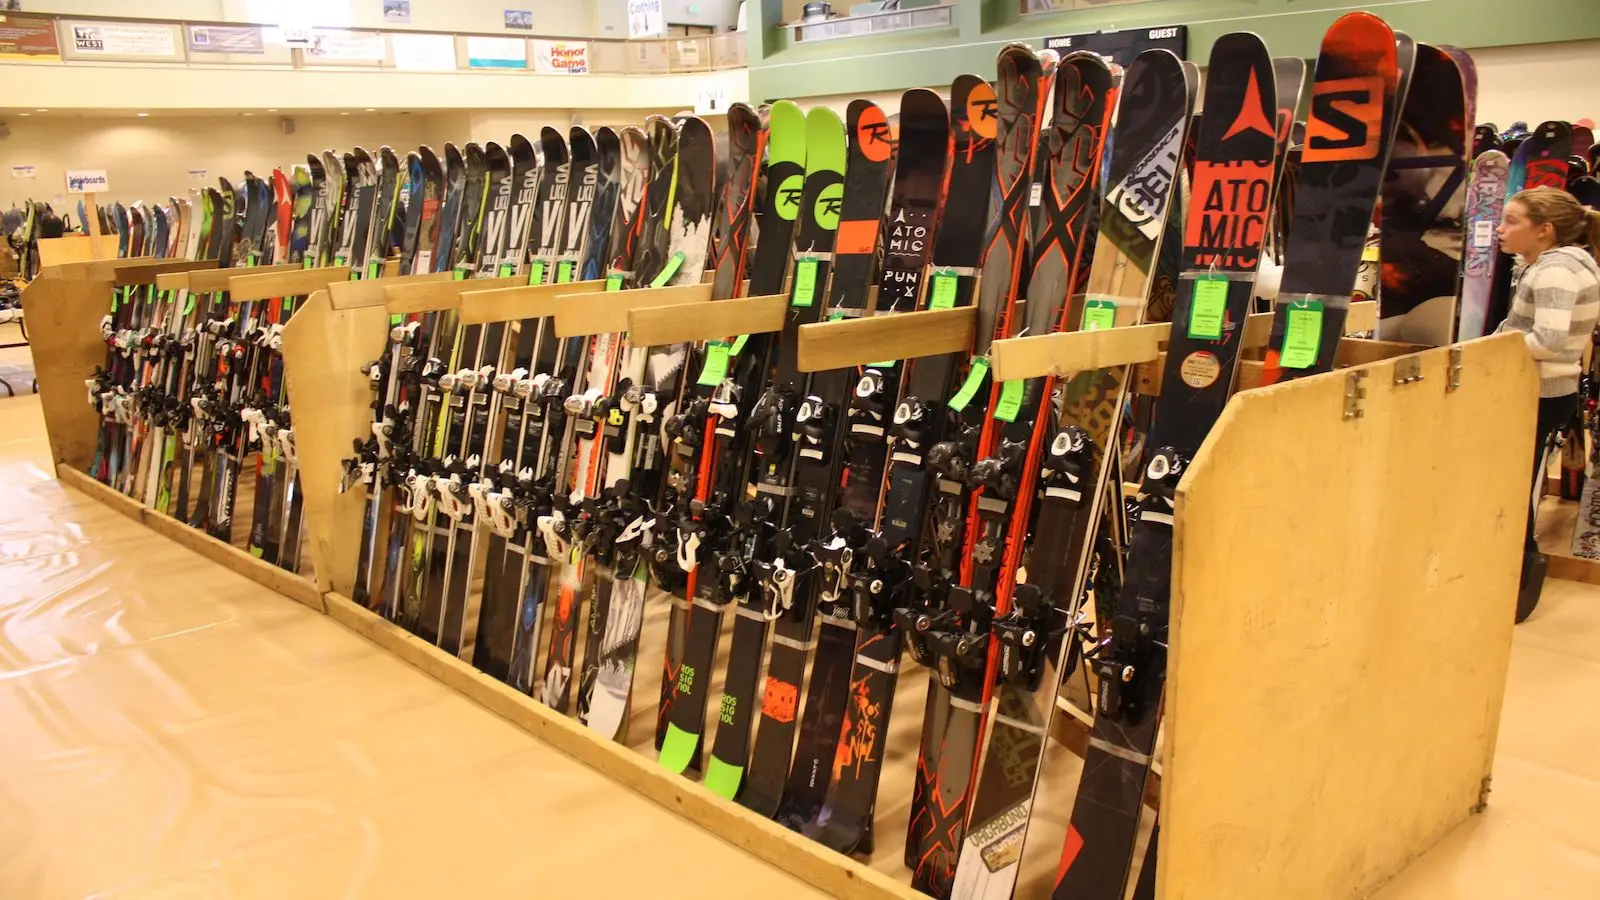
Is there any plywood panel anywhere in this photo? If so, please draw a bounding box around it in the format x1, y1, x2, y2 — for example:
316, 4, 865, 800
280, 289, 389, 595
1161, 334, 1534, 899
19, 269, 110, 471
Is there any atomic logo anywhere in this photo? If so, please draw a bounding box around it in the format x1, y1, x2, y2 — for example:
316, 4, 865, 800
1222, 68, 1275, 140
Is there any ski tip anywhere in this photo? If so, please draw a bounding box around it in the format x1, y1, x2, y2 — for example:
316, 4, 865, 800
657, 723, 698, 775
703, 756, 744, 801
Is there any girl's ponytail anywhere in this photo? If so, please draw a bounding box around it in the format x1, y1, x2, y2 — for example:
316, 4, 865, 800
1586, 206, 1600, 266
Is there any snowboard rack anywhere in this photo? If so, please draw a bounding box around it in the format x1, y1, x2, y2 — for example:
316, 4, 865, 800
26, 251, 1538, 900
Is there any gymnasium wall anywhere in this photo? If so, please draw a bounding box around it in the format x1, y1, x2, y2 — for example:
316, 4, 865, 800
20, 0, 743, 39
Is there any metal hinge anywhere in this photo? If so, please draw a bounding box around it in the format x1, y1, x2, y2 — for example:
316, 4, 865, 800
1344, 370, 1367, 420
1446, 346, 1463, 393
1393, 357, 1424, 386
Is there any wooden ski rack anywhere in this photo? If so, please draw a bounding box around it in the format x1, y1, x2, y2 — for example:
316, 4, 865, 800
457, 280, 593, 324
626, 293, 788, 345
552, 280, 700, 336
227, 265, 355, 301
26, 240, 1536, 900
114, 258, 217, 287
795, 305, 977, 372
326, 270, 453, 309
381, 274, 525, 314
991, 299, 1380, 383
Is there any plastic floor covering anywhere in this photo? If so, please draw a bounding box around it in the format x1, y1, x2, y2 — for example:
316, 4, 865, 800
1, 389, 1597, 899
0, 394, 825, 899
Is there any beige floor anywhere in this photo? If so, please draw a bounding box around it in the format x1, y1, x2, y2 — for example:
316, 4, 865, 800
0, 393, 824, 900
2, 384, 1598, 899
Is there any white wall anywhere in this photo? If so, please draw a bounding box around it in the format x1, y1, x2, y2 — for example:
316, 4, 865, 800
0, 112, 467, 211
1470, 40, 1600, 132
23, 0, 601, 38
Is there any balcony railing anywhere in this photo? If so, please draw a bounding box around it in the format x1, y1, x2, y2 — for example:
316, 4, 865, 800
0, 13, 746, 75
782, 4, 955, 43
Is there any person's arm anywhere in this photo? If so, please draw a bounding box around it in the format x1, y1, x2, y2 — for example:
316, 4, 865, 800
1521, 263, 1584, 360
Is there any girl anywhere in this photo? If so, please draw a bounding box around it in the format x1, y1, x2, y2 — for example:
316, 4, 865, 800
1495, 186, 1600, 621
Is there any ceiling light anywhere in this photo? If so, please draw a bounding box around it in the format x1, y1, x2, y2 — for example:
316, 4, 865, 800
34, 108, 46, 112
365, 108, 376, 112
267, 108, 278, 112
137, 112, 149, 117
341, 111, 350, 116
18, 113, 28, 117
243, 112, 254, 117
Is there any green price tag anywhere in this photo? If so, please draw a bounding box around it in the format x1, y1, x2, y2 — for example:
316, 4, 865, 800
334, 254, 347, 267
948, 358, 991, 412
182, 293, 195, 316
1186, 276, 1228, 340
928, 271, 958, 310
111, 286, 125, 312
1280, 299, 1325, 370
557, 260, 575, 284
650, 253, 684, 288
993, 379, 1024, 422
389, 313, 403, 327
498, 263, 514, 278
528, 261, 546, 285
453, 265, 470, 282
792, 258, 819, 307
1083, 299, 1117, 331
697, 342, 732, 387
367, 259, 381, 280
349, 267, 363, 281
303, 258, 314, 270
870, 360, 897, 368
283, 297, 295, 314
605, 273, 624, 292
730, 334, 749, 355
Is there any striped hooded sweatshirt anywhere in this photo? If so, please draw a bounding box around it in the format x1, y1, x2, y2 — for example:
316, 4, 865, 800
1496, 245, 1600, 397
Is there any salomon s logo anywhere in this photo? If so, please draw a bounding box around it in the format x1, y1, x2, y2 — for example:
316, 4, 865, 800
1304, 75, 1383, 162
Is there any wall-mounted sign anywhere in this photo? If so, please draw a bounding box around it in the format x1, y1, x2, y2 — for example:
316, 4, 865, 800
383, 1, 411, 24
393, 33, 456, 70
628, 0, 665, 38
504, 10, 533, 30
304, 29, 386, 61
188, 169, 209, 181
0, 15, 60, 60
188, 25, 265, 54
66, 170, 110, 194
532, 39, 587, 74
12, 165, 35, 178
466, 36, 527, 69
694, 88, 728, 116
70, 22, 178, 58
1041, 24, 1187, 68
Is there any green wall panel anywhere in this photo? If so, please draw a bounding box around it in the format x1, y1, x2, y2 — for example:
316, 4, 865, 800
749, 0, 1600, 102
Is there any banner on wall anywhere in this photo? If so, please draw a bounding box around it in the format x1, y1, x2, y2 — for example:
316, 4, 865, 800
628, 0, 665, 38
188, 25, 265, 54
70, 22, 179, 58
1040, 24, 1187, 68
393, 33, 456, 70
0, 15, 60, 60
532, 40, 587, 74
466, 36, 527, 69
12, 165, 35, 179
66, 170, 110, 195
304, 29, 387, 62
